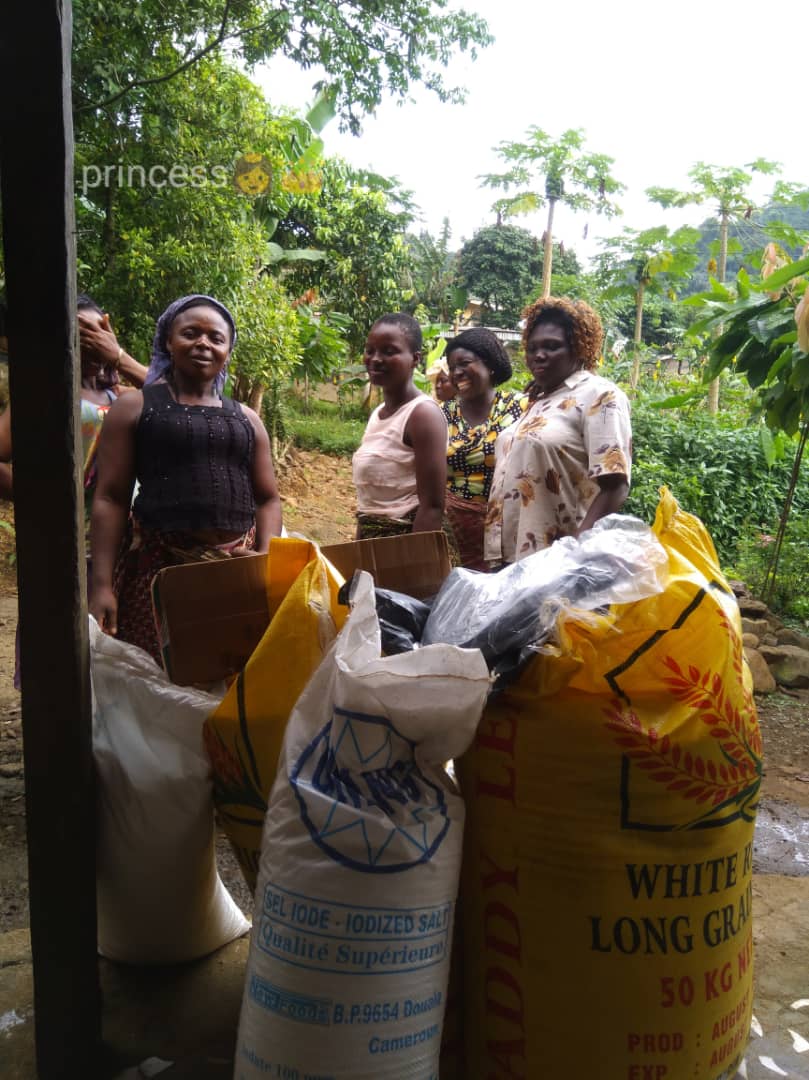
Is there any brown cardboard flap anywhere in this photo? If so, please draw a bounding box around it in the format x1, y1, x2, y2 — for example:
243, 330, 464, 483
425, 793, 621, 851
153, 530, 450, 685
152, 552, 271, 686
322, 530, 450, 600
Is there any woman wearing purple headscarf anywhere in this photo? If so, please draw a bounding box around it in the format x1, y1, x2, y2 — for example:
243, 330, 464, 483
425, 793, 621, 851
89, 295, 282, 664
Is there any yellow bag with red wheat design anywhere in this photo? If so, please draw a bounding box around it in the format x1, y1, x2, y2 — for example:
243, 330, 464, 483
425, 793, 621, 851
457, 489, 760, 1080
203, 538, 346, 890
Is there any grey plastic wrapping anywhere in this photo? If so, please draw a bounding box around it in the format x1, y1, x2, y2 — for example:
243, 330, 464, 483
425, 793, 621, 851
421, 515, 668, 673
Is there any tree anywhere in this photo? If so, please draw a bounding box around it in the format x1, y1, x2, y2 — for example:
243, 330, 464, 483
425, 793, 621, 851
75, 55, 346, 368
648, 160, 783, 411
231, 273, 302, 417
523, 244, 583, 304
457, 224, 541, 328
481, 127, 624, 298
402, 221, 466, 324
72, 0, 492, 136
685, 196, 809, 296
274, 159, 416, 353
688, 255, 809, 602
596, 225, 700, 387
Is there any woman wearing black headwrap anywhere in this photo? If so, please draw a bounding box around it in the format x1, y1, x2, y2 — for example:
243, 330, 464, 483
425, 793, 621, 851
89, 294, 281, 664
443, 328, 526, 570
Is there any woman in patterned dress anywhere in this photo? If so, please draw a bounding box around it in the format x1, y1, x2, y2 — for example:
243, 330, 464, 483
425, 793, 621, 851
484, 298, 631, 566
443, 328, 526, 570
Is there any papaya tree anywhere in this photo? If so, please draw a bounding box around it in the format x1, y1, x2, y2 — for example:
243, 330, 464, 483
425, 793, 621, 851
480, 127, 624, 298
647, 160, 783, 412
596, 225, 700, 387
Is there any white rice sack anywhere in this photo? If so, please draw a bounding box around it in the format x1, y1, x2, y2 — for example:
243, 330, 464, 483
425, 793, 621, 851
235, 572, 490, 1079
90, 617, 249, 964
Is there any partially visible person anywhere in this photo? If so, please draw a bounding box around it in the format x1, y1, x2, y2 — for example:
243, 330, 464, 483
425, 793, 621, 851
443, 328, 526, 570
89, 294, 282, 663
426, 355, 455, 403
1, 294, 145, 686
0, 294, 144, 511
78, 303, 149, 390
0, 302, 9, 411
485, 297, 631, 565
352, 313, 448, 540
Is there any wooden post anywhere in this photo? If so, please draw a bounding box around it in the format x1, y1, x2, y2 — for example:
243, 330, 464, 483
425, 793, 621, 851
0, 1, 101, 1076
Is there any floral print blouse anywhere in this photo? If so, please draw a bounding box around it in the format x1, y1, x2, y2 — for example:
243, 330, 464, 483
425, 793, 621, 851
443, 389, 527, 502
484, 369, 632, 563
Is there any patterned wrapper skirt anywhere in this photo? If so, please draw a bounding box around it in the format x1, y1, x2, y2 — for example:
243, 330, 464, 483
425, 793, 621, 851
114, 522, 254, 665
444, 491, 489, 572
355, 510, 460, 566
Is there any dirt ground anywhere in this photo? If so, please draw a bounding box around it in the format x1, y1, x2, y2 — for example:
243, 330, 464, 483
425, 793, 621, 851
1, 451, 808, 1077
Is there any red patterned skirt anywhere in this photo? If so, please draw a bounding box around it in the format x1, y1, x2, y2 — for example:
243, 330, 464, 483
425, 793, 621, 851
444, 491, 489, 572
114, 523, 254, 665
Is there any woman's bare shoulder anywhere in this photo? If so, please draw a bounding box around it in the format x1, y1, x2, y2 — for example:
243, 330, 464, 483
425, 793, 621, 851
105, 388, 144, 425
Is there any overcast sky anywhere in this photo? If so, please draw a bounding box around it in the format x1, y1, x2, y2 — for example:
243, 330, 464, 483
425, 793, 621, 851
257, 0, 805, 263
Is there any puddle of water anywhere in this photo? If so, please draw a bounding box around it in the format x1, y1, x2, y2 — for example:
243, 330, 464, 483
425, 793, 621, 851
753, 800, 809, 876
0, 1008, 29, 1035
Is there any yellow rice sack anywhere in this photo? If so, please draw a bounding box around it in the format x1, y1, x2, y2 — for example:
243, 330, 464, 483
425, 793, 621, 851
204, 538, 346, 889
457, 490, 760, 1080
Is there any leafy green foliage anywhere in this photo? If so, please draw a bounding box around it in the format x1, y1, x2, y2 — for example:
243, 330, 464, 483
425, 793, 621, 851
457, 224, 541, 328
730, 518, 809, 624
402, 221, 466, 323
596, 226, 701, 336
72, 0, 492, 136
685, 199, 809, 296
625, 403, 809, 564
285, 395, 366, 456
481, 127, 624, 219
688, 258, 809, 434
231, 273, 302, 404
481, 126, 623, 292
274, 159, 415, 353
76, 56, 305, 360
292, 305, 351, 387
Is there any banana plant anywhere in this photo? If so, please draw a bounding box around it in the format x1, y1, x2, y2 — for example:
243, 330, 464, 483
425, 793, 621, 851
687, 255, 809, 601
250, 87, 338, 268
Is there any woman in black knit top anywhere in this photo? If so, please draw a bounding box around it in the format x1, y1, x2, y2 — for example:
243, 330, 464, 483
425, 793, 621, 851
89, 294, 281, 664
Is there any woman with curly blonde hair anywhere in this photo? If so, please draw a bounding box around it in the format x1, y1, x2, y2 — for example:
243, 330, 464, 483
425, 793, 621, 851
484, 296, 632, 565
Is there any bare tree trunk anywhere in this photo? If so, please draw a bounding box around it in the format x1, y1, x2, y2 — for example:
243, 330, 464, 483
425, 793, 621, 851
763, 421, 809, 606
102, 182, 115, 271
541, 198, 557, 298
248, 384, 264, 413
707, 213, 729, 414
630, 282, 645, 389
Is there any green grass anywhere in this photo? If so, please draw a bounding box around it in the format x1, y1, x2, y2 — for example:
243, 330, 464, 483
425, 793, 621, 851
286, 396, 365, 457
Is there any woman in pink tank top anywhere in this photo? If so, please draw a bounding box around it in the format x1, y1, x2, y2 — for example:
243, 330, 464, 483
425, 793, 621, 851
352, 313, 448, 540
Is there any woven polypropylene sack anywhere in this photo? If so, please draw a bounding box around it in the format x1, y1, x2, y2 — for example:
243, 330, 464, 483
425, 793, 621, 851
91, 618, 249, 964
457, 489, 760, 1080
234, 571, 490, 1079
204, 538, 346, 889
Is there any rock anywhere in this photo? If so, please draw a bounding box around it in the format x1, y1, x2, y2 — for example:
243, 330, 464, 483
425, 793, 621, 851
742, 632, 760, 649
738, 598, 770, 617
741, 617, 772, 637
776, 626, 809, 651
744, 648, 777, 694
762, 634, 779, 647
728, 580, 750, 598
0, 764, 23, 779
758, 644, 809, 689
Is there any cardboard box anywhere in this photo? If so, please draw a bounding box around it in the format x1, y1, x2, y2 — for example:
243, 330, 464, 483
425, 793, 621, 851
322, 529, 450, 601
152, 531, 450, 685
